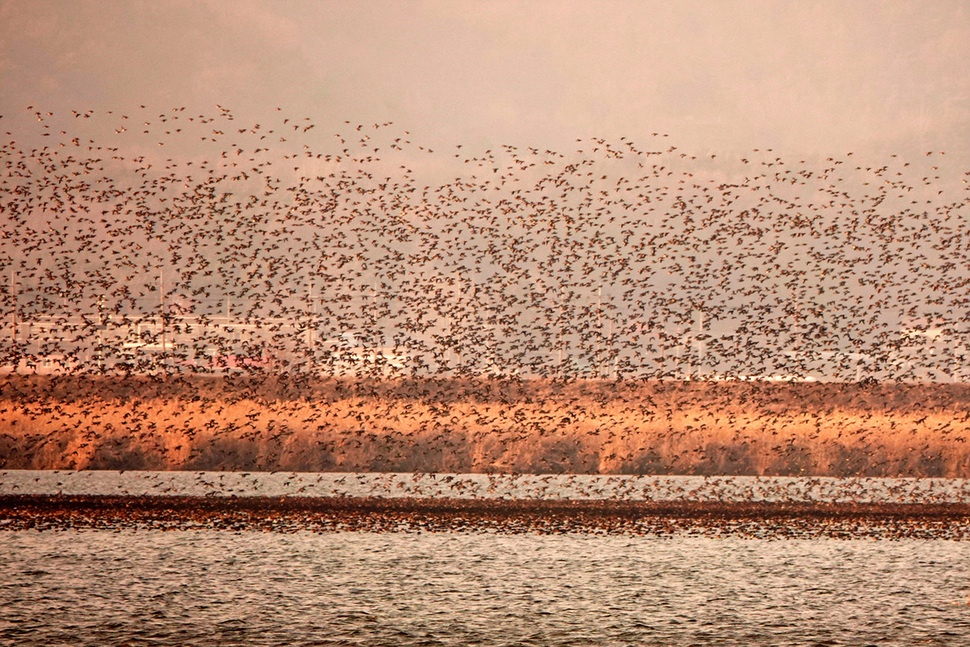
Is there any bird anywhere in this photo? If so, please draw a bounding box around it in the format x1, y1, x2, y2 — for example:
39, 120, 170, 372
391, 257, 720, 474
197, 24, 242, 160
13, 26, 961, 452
0, 102, 967, 533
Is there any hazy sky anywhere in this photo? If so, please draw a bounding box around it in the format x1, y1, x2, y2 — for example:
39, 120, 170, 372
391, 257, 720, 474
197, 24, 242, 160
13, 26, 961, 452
3, 1, 970, 380
2, 0, 970, 165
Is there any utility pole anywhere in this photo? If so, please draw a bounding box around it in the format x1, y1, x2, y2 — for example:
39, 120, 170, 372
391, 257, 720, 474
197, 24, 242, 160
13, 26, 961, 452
159, 268, 166, 371
9, 266, 15, 343
557, 286, 563, 376
97, 294, 105, 372
455, 272, 463, 373
307, 280, 315, 347
597, 284, 603, 378
608, 315, 615, 380
695, 307, 705, 379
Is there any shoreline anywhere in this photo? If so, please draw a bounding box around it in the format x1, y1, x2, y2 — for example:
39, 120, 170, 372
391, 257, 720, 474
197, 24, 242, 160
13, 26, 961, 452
3, 494, 970, 539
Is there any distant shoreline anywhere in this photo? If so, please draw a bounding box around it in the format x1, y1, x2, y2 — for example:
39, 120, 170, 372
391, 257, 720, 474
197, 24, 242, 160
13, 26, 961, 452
3, 494, 970, 539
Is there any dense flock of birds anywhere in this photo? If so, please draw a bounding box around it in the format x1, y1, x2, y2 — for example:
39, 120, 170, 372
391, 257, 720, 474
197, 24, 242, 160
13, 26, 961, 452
2, 106, 970, 499
5, 469, 970, 504
4, 490, 970, 540
2, 104, 969, 381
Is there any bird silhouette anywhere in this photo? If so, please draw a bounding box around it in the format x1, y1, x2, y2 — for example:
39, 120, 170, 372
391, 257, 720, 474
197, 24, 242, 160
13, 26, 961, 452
0, 103, 967, 505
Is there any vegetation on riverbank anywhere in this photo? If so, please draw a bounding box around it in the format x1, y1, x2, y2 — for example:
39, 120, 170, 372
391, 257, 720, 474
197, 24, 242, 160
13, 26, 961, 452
2, 375, 969, 477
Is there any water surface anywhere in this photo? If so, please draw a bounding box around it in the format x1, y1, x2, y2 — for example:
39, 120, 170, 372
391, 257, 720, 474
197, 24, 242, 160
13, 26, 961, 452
5, 471, 970, 645
3, 529, 970, 646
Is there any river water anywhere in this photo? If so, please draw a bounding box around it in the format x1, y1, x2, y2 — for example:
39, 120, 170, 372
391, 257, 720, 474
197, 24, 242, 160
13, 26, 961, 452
3, 529, 970, 646
3, 471, 970, 645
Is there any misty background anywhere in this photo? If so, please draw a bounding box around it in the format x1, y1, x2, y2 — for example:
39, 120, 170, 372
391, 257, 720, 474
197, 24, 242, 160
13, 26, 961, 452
2, 1, 969, 381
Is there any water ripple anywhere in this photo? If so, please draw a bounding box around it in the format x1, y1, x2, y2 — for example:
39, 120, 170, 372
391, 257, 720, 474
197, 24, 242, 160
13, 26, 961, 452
3, 530, 970, 645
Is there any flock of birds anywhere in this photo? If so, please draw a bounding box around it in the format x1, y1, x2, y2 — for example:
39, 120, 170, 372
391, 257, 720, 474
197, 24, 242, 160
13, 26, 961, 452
3, 489, 970, 540
1, 104, 968, 382
1, 105, 970, 496
5, 469, 969, 504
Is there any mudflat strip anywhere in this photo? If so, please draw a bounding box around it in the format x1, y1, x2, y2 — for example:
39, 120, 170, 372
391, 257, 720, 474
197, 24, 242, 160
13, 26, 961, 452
2, 495, 970, 539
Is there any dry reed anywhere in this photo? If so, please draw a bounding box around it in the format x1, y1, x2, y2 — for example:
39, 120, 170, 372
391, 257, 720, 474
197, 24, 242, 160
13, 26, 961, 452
2, 375, 969, 477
